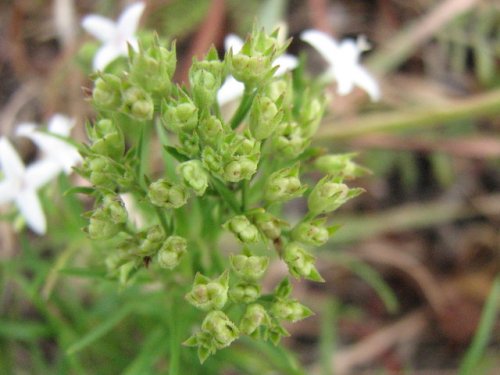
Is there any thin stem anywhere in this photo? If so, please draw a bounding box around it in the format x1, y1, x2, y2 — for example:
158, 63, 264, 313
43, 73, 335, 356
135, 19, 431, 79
230, 88, 257, 130
316, 89, 500, 140
241, 179, 249, 212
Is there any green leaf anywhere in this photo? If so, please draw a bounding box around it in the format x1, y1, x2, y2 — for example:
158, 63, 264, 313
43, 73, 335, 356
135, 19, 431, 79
0, 321, 51, 341
66, 304, 133, 355
458, 276, 500, 375
163, 146, 190, 162
210, 177, 242, 214
64, 186, 96, 196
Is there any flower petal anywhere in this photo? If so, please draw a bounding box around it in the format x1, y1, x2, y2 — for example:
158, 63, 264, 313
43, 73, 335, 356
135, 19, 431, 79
217, 76, 245, 106
351, 65, 380, 101
300, 29, 340, 66
273, 54, 298, 76
82, 15, 116, 43
24, 159, 63, 191
224, 34, 244, 54
15, 189, 46, 235
48, 114, 75, 137
117, 2, 145, 38
0, 179, 17, 205
0, 137, 25, 180
93, 44, 122, 71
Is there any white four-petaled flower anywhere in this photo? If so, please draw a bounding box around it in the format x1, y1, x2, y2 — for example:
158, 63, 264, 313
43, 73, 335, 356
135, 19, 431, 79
82, 2, 146, 71
0, 138, 62, 234
17, 114, 82, 174
301, 29, 380, 101
0, 114, 81, 235
217, 34, 299, 107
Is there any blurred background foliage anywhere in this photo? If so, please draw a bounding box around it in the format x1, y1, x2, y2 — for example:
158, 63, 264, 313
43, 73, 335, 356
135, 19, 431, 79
0, 0, 499, 374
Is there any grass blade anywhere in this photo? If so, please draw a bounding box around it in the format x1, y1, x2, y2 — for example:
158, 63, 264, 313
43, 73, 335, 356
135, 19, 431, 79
66, 304, 133, 355
458, 276, 500, 375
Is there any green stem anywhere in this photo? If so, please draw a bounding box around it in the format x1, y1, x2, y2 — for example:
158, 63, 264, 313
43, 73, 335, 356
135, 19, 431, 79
241, 180, 249, 212
154, 206, 170, 235
230, 88, 257, 130
316, 89, 500, 141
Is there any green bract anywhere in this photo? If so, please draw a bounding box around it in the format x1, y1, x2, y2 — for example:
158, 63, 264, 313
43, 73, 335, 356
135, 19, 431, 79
79, 25, 364, 365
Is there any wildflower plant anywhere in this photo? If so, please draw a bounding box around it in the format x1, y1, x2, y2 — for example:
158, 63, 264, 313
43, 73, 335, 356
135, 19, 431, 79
78, 24, 365, 364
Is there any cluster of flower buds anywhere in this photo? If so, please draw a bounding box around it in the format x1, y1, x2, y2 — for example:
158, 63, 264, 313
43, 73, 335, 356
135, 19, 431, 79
79, 25, 366, 363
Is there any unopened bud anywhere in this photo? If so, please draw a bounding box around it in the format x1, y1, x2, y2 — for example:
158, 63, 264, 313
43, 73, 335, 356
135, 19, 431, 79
224, 215, 260, 243
230, 253, 269, 281
239, 304, 271, 336
122, 86, 154, 121
88, 195, 127, 240
229, 282, 260, 303
264, 163, 306, 203
157, 235, 187, 269
185, 271, 229, 311
92, 74, 122, 110
177, 160, 209, 196
162, 99, 198, 133
270, 298, 313, 323
249, 94, 283, 140
291, 218, 329, 246
308, 176, 364, 216
283, 242, 324, 282
148, 179, 189, 209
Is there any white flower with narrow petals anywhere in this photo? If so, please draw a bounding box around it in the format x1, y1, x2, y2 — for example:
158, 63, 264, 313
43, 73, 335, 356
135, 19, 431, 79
0, 137, 62, 234
82, 2, 146, 71
301, 29, 380, 101
17, 114, 82, 175
217, 34, 299, 107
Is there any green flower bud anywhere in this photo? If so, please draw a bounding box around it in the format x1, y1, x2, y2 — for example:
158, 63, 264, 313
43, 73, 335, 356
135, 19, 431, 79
85, 155, 117, 189
162, 98, 198, 133
239, 304, 271, 336
88, 196, 127, 240
201, 310, 239, 349
230, 253, 269, 281
283, 242, 324, 282
122, 86, 154, 121
224, 215, 260, 243
270, 298, 313, 323
190, 68, 220, 109
264, 163, 306, 203
291, 218, 329, 246
148, 179, 189, 209
89, 119, 125, 160
92, 73, 122, 110
198, 115, 228, 146
178, 133, 200, 158
228, 53, 273, 86
129, 39, 176, 94
273, 121, 310, 159
229, 282, 260, 303
314, 153, 368, 179
177, 160, 209, 196
202, 146, 224, 175
137, 225, 165, 256
185, 271, 229, 311
223, 157, 258, 183
251, 208, 289, 240
298, 94, 325, 138
157, 235, 187, 269
308, 176, 364, 216
249, 94, 283, 140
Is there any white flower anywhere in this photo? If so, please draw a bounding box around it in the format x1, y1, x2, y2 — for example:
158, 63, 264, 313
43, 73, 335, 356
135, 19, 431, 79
0, 137, 62, 234
301, 29, 380, 101
16, 114, 82, 175
217, 34, 299, 107
82, 2, 146, 71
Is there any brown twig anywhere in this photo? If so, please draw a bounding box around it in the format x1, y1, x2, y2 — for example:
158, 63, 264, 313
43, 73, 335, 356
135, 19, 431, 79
307, 0, 334, 35
368, 0, 480, 74
176, 0, 225, 84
